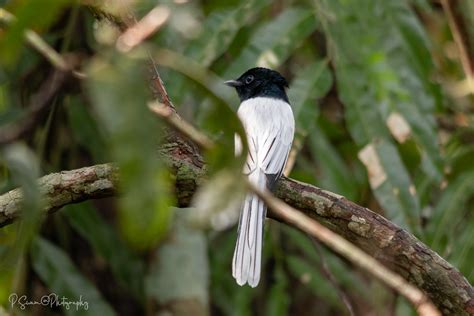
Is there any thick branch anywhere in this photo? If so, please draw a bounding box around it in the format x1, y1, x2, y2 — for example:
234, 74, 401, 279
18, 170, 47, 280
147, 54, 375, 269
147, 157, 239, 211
274, 178, 474, 315
0, 164, 118, 226
255, 183, 439, 315
0, 143, 473, 315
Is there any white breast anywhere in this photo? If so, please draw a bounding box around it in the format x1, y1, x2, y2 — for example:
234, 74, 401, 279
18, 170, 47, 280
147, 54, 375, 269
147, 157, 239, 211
235, 97, 295, 176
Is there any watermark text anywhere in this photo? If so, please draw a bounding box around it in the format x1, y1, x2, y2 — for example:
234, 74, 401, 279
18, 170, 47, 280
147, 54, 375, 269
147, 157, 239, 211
8, 293, 89, 311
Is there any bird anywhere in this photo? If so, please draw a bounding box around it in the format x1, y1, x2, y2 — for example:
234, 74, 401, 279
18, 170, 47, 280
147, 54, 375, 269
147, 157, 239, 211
225, 67, 295, 287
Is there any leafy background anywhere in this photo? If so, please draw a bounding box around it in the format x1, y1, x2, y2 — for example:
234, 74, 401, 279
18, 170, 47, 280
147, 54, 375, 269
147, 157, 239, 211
0, 0, 473, 315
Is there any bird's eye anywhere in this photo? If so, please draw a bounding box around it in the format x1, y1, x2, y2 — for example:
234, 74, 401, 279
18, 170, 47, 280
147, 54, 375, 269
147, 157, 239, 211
245, 75, 254, 84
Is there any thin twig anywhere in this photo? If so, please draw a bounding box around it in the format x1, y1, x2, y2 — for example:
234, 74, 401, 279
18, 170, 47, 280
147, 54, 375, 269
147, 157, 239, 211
0, 148, 471, 314
148, 101, 213, 149
67, 5, 450, 308
253, 184, 440, 316
116, 5, 170, 52
115, 3, 176, 111
284, 58, 331, 176
0, 69, 68, 145
150, 95, 440, 316
147, 53, 176, 111
0, 8, 85, 79
308, 236, 355, 316
24, 30, 69, 71
441, 0, 474, 86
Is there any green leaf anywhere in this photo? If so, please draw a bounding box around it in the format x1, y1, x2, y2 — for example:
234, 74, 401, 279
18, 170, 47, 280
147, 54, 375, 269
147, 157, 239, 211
145, 209, 209, 311
265, 264, 289, 316
63, 202, 145, 302
223, 7, 318, 82
209, 231, 252, 316
31, 237, 116, 316
314, 0, 446, 233
358, 140, 421, 233
1, 144, 40, 217
186, 0, 271, 67
446, 145, 474, 178
395, 299, 417, 316
327, 1, 442, 181
190, 169, 246, 230
86, 50, 174, 250
0, 144, 41, 263
0, 0, 69, 65
428, 171, 474, 250
307, 123, 359, 200
288, 60, 332, 138
0, 142, 37, 305
285, 60, 359, 197
286, 255, 340, 309
155, 48, 247, 174
284, 227, 319, 262
66, 97, 107, 162
0, 265, 15, 306
167, 0, 271, 106
284, 227, 366, 295
387, 1, 442, 112
450, 219, 474, 283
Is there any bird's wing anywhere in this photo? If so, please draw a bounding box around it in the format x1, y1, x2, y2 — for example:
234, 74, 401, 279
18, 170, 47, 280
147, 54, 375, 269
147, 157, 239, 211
237, 97, 294, 185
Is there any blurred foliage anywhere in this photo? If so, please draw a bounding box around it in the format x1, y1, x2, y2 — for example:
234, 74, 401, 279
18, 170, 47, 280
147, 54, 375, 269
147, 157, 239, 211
87, 50, 175, 250
0, 0, 473, 315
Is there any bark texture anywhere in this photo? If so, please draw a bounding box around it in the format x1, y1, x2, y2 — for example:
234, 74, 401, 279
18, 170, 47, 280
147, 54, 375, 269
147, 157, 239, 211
0, 142, 473, 315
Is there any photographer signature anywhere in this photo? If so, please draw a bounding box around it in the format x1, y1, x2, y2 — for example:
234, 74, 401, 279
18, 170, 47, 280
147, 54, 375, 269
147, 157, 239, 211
8, 293, 89, 311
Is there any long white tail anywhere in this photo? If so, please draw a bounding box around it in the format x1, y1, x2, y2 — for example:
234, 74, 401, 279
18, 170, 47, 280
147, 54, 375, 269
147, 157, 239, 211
232, 171, 267, 287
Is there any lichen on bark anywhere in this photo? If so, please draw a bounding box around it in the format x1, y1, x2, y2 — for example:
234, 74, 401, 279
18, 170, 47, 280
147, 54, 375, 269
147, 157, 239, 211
0, 143, 473, 315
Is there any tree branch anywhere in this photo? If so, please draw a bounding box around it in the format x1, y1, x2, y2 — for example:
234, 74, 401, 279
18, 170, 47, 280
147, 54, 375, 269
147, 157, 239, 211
148, 97, 439, 314
2, 4, 472, 314
0, 163, 117, 226
308, 236, 355, 316
0, 143, 473, 315
255, 183, 439, 316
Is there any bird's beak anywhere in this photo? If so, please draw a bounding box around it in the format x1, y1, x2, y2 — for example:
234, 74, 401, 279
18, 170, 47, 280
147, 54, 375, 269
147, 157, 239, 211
224, 80, 243, 87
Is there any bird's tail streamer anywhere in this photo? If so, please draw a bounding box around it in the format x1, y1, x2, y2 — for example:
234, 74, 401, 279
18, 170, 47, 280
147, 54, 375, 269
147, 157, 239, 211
232, 170, 267, 287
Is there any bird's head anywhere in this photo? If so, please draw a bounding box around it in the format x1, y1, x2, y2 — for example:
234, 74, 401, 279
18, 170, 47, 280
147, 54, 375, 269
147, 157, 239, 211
225, 67, 289, 103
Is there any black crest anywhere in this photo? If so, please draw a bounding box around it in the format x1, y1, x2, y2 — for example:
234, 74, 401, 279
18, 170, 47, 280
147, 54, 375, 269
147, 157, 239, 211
225, 67, 289, 103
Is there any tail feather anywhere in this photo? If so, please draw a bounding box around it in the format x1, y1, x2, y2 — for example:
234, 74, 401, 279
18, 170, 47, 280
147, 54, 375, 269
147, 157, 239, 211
232, 171, 267, 287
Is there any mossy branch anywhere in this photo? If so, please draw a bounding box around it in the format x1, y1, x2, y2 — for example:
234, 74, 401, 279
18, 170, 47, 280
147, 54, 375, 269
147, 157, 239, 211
0, 142, 473, 315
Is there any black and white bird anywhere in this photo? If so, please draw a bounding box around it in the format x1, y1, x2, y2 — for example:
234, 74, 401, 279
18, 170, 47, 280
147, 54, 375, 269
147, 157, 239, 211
225, 67, 295, 287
